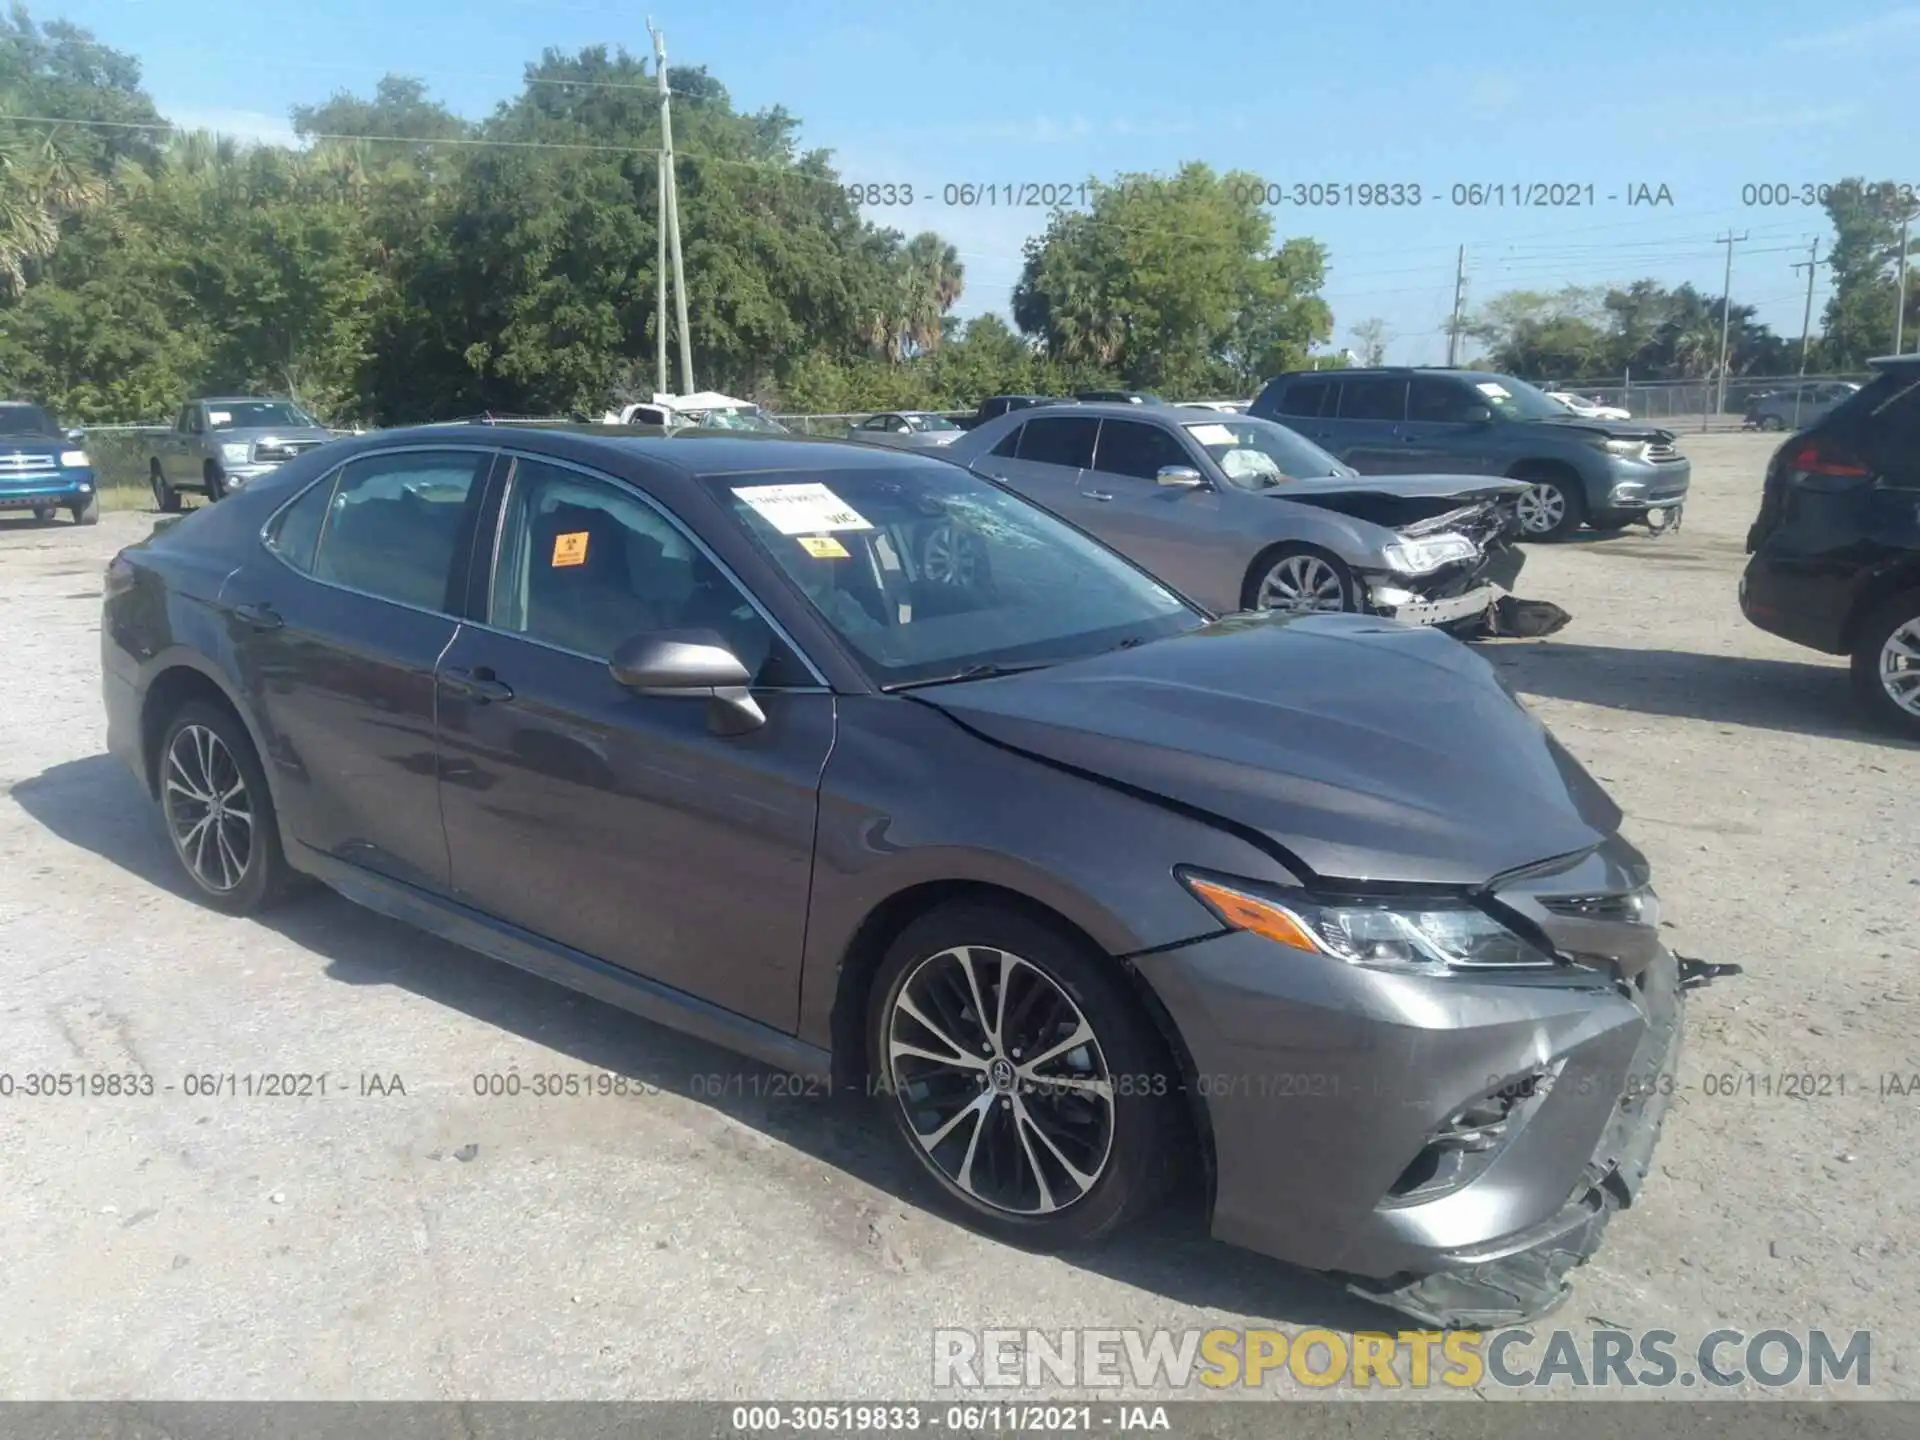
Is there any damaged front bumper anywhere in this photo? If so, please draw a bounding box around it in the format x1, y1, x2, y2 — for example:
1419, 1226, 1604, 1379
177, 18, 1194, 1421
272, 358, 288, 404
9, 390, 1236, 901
1364, 538, 1527, 629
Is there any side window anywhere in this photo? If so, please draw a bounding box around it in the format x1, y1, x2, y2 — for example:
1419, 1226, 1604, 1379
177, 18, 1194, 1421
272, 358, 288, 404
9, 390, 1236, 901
187, 407, 205, 435
1093, 420, 1193, 480
1273, 380, 1330, 418
989, 423, 1024, 458
1016, 416, 1099, 468
310, 449, 489, 612
1863, 377, 1920, 484
175, 406, 193, 433
1408, 377, 1484, 423
1337, 378, 1408, 422
265, 470, 341, 573
489, 458, 781, 676
860, 415, 890, 431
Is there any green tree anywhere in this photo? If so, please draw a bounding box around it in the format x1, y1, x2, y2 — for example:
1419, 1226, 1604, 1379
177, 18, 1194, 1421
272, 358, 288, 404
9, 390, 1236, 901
1819, 178, 1919, 368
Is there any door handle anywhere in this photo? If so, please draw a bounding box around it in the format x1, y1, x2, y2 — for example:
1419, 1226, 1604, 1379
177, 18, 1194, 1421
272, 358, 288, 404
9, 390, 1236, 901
1081, 489, 1115, 501
442, 666, 515, 704
230, 602, 282, 632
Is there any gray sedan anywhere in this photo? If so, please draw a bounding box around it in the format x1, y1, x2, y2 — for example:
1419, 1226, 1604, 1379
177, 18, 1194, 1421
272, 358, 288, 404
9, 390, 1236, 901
945, 404, 1528, 628
847, 410, 966, 450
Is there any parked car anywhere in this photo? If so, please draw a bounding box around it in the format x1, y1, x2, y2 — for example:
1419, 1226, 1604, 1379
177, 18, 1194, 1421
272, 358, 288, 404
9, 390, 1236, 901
969, 394, 1069, 428
1743, 381, 1861, 433
0, 401, 99, 525
1185, 400, 1252, 414
1074, 390, 1163, 405
845, 411, 966, 449
609, 392, 790, 433
146, 397, 339, 510
944, 403, 1527, 628
1251, 367, 1691, 540
1740, 354, 1920, 735
1546, 391, 1632, 422
102, 425, 1708, 1327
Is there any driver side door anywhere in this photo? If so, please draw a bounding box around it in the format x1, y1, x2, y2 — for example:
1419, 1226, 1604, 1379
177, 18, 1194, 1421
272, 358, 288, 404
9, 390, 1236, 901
433, 453, 836, 1032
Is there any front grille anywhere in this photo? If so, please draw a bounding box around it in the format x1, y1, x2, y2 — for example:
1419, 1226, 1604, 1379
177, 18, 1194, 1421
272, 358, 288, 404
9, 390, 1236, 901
1644, 441, 1680, 462
253, 440, 323, 464
0, 452, 58, 477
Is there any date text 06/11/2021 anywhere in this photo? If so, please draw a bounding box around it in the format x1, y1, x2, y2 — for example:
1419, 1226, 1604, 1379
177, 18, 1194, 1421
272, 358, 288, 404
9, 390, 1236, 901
843, 180, 1677, 209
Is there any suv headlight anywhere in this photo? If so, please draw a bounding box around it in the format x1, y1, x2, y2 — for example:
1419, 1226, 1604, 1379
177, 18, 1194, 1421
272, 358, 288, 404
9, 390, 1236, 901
1181, 872, 1559, 977
220, 442, 252, 463
1380, 532, 1478, 576
59, 449, 90, 468
1598, 438, 1649, 460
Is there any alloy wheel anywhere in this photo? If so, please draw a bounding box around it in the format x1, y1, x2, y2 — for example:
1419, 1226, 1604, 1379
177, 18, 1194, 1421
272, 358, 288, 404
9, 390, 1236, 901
1256, 553, 1349, 612
1515, 482, 1568, 536
922, 523, 984, 587
164, 723, 254, 893
1878, 615, 1920, 719
885, 945, 1115, 1216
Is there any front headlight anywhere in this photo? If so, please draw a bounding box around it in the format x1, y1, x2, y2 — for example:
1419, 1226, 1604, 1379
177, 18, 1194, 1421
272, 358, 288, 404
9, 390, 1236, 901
59, 449, 90, 468
1380, 531, 1478, 576
1181, 872, 1559, 977
1599, 438, 1649, 460
220, 442, 252, 463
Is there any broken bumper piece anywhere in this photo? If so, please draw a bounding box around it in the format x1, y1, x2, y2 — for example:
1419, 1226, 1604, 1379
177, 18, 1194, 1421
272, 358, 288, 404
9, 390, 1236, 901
1368, 582, 1502, 628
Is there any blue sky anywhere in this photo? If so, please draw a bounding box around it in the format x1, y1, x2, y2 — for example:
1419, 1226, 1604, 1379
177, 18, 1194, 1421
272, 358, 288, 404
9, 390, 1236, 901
38, 0, 1920, 367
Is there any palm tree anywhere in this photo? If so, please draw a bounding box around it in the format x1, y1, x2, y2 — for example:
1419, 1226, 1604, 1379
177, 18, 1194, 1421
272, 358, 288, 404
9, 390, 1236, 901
0, 129, 106, 295
902, 232, 964, 354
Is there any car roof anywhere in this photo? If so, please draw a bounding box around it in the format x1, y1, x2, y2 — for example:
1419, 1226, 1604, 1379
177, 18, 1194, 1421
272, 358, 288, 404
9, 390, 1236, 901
1868, 354, 1920, 371
368, 423, 959, 479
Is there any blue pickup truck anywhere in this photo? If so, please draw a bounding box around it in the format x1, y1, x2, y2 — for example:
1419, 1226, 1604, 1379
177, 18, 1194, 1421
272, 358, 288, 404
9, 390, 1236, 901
0, 401, 99, 525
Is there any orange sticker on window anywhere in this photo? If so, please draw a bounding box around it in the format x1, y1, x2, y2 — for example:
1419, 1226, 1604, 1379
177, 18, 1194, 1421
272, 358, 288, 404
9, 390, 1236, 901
796, 534, 849, 559
551, 531, 589, 567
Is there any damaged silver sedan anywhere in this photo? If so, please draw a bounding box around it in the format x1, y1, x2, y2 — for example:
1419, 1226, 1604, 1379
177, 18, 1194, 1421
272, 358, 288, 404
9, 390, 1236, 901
944, 404, 1541, 634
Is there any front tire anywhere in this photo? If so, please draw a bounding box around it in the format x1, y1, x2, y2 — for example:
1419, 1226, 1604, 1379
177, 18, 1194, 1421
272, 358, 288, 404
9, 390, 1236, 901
1513, 471, 1585, 541
867, 902, 1182, 1249
1851, 592, 1920, 738
1244, 544, 1358, 613
157, 700, 298, 914
31, 505, 55, 523
1759, 415, 1786, 432
71, 494, 99, 526
203, 463, 227, 503
150, 462, 181, 513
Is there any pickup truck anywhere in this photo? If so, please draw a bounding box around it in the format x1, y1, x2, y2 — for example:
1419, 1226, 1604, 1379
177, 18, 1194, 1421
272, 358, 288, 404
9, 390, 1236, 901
0, 400, 99, 524
145, 397, 340, 510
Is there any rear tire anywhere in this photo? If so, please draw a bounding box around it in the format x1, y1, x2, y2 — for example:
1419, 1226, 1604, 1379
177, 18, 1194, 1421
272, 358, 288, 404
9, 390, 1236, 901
156, 700, 299, 914
1850, 592, 1920, 738
150, 462, 181, 513
1512, 470, 1586, 541
866, 902, 1183, 1250
71, 494, 99, 526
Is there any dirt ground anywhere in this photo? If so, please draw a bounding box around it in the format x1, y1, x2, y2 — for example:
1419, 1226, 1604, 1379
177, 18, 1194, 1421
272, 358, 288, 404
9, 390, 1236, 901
0, 432, 1914, 1405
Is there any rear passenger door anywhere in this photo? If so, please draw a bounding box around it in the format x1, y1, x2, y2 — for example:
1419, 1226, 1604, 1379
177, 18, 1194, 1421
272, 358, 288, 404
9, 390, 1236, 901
1325, 376, 1409, 472
970, 414, 1108, 527
221, 446, 498, 891
1256, 376, 1336, 448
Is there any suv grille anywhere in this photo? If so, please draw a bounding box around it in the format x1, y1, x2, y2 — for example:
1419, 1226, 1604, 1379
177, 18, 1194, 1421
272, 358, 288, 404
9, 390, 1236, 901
0, 452, 58, 477
1645, 441, 1680, 462
253, 440, 324, 464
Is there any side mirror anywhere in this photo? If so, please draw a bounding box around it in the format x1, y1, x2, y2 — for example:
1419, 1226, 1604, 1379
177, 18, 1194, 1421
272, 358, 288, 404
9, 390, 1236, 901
1460, 404, 1494, 425
1156, 465, 1208, 489
608, 629, 765, 735
66, 427, 85, 443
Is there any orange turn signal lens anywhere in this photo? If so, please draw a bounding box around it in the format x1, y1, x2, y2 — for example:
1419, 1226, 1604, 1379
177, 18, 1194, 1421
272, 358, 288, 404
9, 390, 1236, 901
1184, 877, 1323, 954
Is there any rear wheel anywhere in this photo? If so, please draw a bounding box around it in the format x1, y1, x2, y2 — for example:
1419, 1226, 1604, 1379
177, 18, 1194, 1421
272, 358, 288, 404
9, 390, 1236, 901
157, 700, 298, 914
1851, 592, 1920, 738
1513, 470, 1585, 541
867, 902, 1182, 1249
150, 462, 181, 513
1244, 544, 1357, 614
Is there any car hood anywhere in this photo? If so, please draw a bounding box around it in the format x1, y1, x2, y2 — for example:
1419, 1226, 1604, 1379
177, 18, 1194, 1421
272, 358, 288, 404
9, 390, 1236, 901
916, 612, 1618, 887
1535, 416, 1675, 443
1266, 473, 1526, 501
0, 435, 65, 451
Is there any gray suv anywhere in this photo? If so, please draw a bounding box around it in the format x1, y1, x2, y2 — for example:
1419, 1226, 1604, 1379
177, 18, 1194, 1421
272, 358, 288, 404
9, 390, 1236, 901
1252, 368, 1692, 540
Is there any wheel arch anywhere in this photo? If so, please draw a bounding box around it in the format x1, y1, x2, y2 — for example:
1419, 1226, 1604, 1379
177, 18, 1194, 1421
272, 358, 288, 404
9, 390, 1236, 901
136, 655, 269, 803
1842, 570, 1920, 652
1238, 538, 1359, 612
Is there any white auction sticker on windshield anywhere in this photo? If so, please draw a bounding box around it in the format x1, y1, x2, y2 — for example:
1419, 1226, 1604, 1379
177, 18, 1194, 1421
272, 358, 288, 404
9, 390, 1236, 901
732, 482, 873, 535
1188, 423, 1236, 446
1474, 383, 1510, 399
207, 410, 232, 424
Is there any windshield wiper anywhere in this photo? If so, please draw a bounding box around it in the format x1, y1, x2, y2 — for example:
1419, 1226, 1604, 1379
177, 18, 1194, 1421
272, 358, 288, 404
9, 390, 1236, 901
883, 660, 1057, 692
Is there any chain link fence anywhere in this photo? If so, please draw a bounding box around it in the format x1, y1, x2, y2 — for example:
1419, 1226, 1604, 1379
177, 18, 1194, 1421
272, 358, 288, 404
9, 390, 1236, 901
1541, 373, 1874, 432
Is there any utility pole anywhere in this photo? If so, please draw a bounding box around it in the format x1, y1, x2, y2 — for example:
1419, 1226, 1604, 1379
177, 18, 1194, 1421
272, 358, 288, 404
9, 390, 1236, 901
1792, 237, 1825, 377
1445, 245, 1467, 366
649, 19, 694, 395
654, 112, 668, 396
1895, 207, 1912, 357
1714, 230, 1748, 424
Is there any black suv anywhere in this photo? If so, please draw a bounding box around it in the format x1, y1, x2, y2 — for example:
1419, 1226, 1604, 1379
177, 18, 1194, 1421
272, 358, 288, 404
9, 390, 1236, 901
1740, 354, 1920, 736
1251, 367, 1691, 540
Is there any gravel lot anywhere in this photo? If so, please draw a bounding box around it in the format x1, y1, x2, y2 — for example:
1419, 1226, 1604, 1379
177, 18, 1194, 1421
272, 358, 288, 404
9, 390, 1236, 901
0, 432, 1915, 1404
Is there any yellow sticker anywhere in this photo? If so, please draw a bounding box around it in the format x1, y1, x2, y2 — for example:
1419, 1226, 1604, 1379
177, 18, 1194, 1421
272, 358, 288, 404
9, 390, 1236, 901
796, 535, 849, 559
551, 531, 589, 567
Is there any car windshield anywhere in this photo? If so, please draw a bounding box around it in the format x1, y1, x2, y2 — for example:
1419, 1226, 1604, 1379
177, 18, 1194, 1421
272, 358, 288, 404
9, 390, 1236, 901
1470, 375, 1580, 422
0, 404, 60, 436
906, 413, 959, 431
1181, 416, 1345, 489
206, 401, 318, 430
712, 464, 1203, 686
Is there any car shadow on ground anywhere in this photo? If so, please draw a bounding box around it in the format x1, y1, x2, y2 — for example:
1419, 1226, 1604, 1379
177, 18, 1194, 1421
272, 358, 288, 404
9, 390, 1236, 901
1486, 641, 1919, 747
12, 753, 1402, 1335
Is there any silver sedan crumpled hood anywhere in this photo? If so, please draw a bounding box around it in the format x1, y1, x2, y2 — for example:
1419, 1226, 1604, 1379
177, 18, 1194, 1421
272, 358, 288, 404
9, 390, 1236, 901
917, 612, 1619, 887
1275, 472, 1528, 502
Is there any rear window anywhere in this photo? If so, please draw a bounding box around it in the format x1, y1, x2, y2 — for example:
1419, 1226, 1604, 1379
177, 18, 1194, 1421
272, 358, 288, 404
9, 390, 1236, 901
1337, 377, 1408, 421
1017, 416, 1099, 467
1268, 379, 1331, 418
1827, 368, 1919, 439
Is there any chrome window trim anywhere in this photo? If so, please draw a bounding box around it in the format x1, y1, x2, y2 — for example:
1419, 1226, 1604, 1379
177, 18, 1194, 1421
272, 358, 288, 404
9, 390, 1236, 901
256, 443, 499, 623
481, 448, 833, 692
